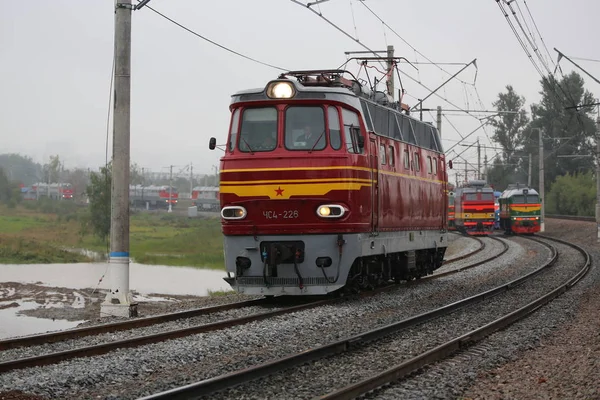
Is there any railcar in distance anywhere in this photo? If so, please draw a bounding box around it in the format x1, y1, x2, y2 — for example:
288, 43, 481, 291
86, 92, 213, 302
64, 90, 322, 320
129, 185, 178, 209
453, 180, 495, 235
192, 186, 219, 211
498, 184, 541, 235
27, 183, 74, 200
448, 191, 456, 230
209, 68, 449, 296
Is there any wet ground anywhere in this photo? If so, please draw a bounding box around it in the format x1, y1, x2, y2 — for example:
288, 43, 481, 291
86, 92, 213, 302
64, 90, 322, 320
0, 234, 468, 340
0, 263, 231, 340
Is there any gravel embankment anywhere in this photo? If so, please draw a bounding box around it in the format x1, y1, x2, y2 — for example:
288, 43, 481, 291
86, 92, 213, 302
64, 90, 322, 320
0, 236, 542, 399
207, 237, 584, 399
362, 236, 588, 400
461, 220, 600, 400
443, 233, 482, 261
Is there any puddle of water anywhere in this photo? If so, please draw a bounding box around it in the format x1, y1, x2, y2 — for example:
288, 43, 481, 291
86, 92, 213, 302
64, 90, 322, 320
0, 299, 85, 340
0, 263, 233, 340
0, 262, 231, 296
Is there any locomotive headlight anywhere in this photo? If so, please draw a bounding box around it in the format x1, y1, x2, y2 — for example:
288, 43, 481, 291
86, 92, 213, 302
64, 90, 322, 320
316, 204, 346, 218
221, 206, 247, 220
266, 81, 295, 99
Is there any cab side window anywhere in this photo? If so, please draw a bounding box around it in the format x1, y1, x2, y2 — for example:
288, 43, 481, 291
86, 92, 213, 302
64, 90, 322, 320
342, 109, 364, 154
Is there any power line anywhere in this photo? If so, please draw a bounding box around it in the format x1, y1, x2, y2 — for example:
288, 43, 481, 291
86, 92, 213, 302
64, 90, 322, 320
140, 4, 288, 71
357, 1, 474, 86
569, 56, 600, 63
290, 0, 480, 117
522, 0, 556, 69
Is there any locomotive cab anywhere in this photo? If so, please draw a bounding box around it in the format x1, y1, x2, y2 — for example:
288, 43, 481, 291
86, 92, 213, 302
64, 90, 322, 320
210, 70, 448, 296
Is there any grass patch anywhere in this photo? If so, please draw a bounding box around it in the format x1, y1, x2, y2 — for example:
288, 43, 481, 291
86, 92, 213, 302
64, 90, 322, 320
207, 288, 235, 297
0, 204, 226, 268
0, 236, 93, 264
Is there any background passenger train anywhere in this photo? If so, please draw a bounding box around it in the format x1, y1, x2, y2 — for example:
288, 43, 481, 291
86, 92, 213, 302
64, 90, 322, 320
129, 185, 178, 209
453, 180, 495, 236
191, 186, 220, 211
209, 68, 448, 296
499, 184, 541, 234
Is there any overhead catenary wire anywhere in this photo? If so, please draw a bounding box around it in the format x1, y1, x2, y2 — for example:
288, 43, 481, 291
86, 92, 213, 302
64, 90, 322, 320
522, 0, 556, 70
139, 3, 288, 71
290, 0, 484, 119
495, 0, 591, 161
358, 0, 474, 86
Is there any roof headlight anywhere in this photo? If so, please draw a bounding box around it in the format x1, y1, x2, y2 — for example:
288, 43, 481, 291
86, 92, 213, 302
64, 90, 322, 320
266, 81, 295, 99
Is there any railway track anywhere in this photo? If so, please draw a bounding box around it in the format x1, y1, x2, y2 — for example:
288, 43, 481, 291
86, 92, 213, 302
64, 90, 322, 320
546, 214, 595, 222
135, 235, 587, 400
0, 235, 501, 374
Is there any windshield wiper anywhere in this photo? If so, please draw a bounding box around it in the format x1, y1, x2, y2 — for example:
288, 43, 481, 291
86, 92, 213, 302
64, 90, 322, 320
241, 137, 255, 154
309, 130, 326, 153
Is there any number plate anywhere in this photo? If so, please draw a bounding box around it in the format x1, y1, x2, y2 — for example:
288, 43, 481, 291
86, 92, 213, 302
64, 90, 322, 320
263, 210, 299, 219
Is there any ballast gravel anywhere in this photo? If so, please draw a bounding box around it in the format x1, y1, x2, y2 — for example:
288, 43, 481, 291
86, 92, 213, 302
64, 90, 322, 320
0, 234, 549, 400
366, 236, 600, 400
207, 237, 584, 399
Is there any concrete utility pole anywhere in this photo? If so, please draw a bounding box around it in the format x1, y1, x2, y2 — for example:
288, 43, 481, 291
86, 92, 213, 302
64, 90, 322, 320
168, 165, 173, 213
436, 106, 442, 137
483, 153, 488, 182
538, 128, 545, 233
101, 0, 137, 318
477, 138, 481, 180
528, 153, 532, 187
596, 112, 600, 242
212, 165, 219, 186
189, 163, 193, 199
386, 45, 394, 99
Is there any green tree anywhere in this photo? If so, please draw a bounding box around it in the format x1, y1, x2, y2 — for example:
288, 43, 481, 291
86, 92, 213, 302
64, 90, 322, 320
130, 163, 144, 185
546, 172, 595, 216
85, 164, 112, 240
523, 72, 596, 192
490, 85, 530, 162
42, 155, 62, 183
486, 85, 529, 190
0, 153, 43, 185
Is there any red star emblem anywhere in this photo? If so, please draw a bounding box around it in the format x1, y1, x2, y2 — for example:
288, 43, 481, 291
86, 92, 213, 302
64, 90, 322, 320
274, 186, 284, 196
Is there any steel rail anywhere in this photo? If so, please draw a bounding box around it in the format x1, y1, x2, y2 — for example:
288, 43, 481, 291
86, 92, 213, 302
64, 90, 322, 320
442, 234, 485, 264
137, 236, 540, 400
434, 236, 507, 278
0, 237, 505, 373
316, 235, 590, 400
546, 214, 595, 222
0, 298, 269, 351
0, 235, 490, 353
0, 299, 332, 373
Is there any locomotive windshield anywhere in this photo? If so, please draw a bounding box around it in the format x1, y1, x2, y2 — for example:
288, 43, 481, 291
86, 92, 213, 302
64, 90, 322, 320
238, 107, 278, 152
511, 194, 539, 203
285, 106, 326, 151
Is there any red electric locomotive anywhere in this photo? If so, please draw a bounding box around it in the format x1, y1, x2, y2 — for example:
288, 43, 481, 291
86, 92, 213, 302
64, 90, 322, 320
209, 68, 449, 296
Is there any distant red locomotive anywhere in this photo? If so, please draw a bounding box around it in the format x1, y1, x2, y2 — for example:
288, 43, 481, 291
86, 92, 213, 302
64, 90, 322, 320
209, 68, 449, 296
453, 180, 496, 236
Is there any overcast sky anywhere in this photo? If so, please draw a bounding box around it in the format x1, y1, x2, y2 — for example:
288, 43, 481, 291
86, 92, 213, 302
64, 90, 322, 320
1, 0, 598, 183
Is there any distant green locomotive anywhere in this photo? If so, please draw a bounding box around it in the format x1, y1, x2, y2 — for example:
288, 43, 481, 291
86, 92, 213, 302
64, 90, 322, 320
498, 184, 541, 235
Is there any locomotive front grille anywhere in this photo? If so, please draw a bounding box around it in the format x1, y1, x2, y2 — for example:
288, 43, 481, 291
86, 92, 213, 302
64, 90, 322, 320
237, 276, 332, 286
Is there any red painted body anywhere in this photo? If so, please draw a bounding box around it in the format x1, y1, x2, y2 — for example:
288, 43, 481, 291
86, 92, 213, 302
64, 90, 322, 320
219, 102, 447, 236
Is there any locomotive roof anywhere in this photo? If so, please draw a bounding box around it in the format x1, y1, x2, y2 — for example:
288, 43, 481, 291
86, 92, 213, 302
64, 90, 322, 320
499, 186, 539, 199
230, 70, 444, 154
